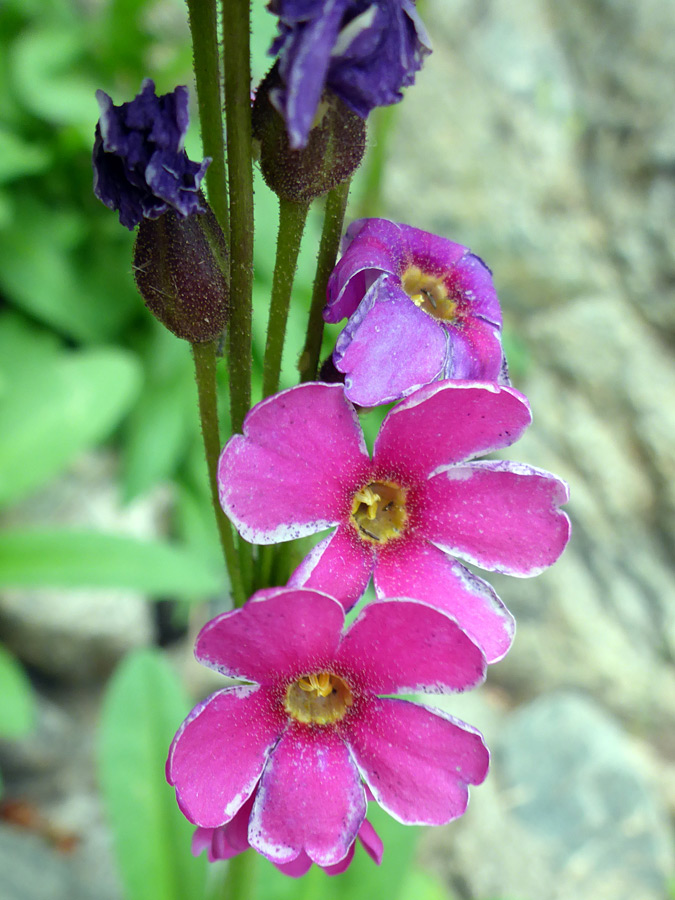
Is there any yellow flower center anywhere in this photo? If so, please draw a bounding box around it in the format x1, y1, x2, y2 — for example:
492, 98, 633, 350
402, 265, 457, 322
350, 481, 408, 544
284, 672, 354, 725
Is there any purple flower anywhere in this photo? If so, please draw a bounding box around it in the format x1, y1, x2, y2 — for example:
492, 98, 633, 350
218, 382, 571, 663
268, 1, 431, 148
325, 218, 509, 407
167, 587, 489, 866
192, 792, 384, 876
93, 79, 210, 230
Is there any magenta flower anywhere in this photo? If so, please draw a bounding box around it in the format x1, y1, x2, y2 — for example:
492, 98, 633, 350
167, 587, 488, 867
192, 792, 383, 876
218, 382, 570, 663
324, 218, 507, 407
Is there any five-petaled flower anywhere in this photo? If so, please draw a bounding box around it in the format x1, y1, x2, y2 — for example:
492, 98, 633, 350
218, 381, 570, 663
192, 793, 383, 876
93, 78, 209, 230
267, 0, 431, 148
325, 218, 508, 407
167, 587, 489, 867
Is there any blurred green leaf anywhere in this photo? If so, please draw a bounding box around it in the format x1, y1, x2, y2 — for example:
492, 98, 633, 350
0, 642, 36, 739
121, 329, 196, 502
99, 648, 207, 900
0, 530, 224, 599
0, 347, 141, 507
0, 195, 138, 342
0, 127, 50, 182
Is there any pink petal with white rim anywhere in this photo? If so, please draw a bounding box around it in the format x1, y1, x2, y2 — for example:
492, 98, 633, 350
323, 842, 356, 875
218, 383, 370, 543
288, 527, 374, 612
336, 599, 485, 694
196, 587, 345, 684
167, 685, 286, 828
249, 723, 367, 866
357, 818, 384, 864
423, 461, 571, 576
334, 277, 448, 406
325, 218, 404, 322
373, 535, 514, 663
341, 697, 489, 826
373, 381, 532, 482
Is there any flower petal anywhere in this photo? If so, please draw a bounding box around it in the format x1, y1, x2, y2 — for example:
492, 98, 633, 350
325, 218, 404, 322
373, 381, 532, 482
324, 842, 356, 875
443, 315, 504, 383
336, 599, 485, 694
357, 817, 384, 865
424, 461, 571, 576
342, 697, 488, 825
373, 535, 514, 664
274, 853, 314, 877
218, 383, 370, 543
288, 526, 374, 612
333, 276, 448, 406
249, 723, 366, 866
167, 685, 286, 828
195, 587, 345, 684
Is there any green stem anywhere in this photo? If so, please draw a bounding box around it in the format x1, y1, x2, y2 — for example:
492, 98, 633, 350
191, 341, 245, 607
222, 851, 257, 900
354, 106, 396, 219
222, 0, 254, 434
186, 0, 229, 241
299, 179, 351, 382
262, 198, 310, 399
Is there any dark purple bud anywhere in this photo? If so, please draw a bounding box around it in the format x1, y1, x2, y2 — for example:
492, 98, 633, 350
93, 79, 210, 230
252, 66, 366, 203
133, 198, 229, 343
268, 0, 431, 148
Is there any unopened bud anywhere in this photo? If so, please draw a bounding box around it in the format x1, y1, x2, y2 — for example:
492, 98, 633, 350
133, 199, 229, 342
253, 66, 366, 203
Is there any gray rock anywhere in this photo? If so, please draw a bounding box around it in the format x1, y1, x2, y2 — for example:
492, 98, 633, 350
0, 453, 164, 681
0, 823, 90, 900
425, 693, 674, 900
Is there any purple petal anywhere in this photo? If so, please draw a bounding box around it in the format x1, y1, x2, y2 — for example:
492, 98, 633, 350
336, 599, 486, 694
249, 723, 367, 866
424, 461, 571, 576
442, 315, 505, 383
195, 587, 345, 683
373, 535, 514, 664
167, 686, 286, 828
218, 383, 370, 544
373, 381, 532, 482
341, 697, 488, 825
333, 275, 448, 406
288, 526, 374, 612
325, 218, 404, 322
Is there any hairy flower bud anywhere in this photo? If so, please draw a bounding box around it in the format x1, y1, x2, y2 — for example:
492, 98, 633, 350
252, 66, 366, 203
133, 200, 229, 342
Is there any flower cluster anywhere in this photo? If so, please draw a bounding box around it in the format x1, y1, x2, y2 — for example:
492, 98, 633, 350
92, 4, 570, 883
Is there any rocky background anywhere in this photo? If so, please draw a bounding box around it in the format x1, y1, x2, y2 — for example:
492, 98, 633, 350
0, 0, 673, 898
382, 0, 675, 897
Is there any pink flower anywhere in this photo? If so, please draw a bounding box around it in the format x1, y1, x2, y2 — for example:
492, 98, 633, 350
218, 381, 570, 663
192, 792, 383, 876
167, 587, 488, 867
324, 218, 508, 406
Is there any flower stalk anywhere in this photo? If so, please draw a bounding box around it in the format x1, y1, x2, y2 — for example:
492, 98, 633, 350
191, 340, 245, 607
262, 197, 310, 399
185, 0, 229, 241
299, 180, 351, 382
222, 0, 254, 435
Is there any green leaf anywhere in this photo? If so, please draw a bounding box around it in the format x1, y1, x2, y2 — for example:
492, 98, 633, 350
0, 642, 35, 739
0, 128, 50, 183
98, 649, 207, 900
0, 347, 141, 507
0, 530, 224, 599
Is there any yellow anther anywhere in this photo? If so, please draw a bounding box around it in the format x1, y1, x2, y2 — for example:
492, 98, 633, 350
285, 672, 354, 724
353, 487, 381, 520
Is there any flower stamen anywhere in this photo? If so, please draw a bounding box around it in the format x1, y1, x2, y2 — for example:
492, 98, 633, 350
403, 265, 457, 322
285, 672, 353, 725
350, 481, 408, 544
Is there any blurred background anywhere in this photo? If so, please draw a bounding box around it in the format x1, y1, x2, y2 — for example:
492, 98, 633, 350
0, 0, 673, 899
